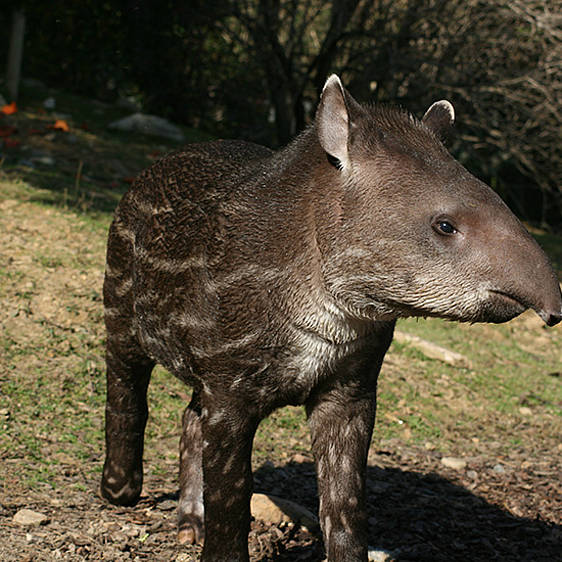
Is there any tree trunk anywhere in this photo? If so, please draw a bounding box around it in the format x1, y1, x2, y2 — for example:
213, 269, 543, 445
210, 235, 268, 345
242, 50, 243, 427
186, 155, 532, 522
6, 8, 26, 102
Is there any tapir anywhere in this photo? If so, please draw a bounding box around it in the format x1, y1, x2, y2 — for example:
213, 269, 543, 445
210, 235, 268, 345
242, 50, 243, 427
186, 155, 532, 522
100, 74, 562, 561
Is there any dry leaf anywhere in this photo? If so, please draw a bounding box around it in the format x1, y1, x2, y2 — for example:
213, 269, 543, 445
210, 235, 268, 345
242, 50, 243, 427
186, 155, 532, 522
52, 119, 70, 132
1, 102, 17, 115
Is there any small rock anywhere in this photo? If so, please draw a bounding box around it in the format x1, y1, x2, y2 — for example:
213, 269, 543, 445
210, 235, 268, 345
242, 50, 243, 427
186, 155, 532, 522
493, 463, 505, 474
368, 547, 395, 562
13, 509, 50, 526
519, 406, 532, 416
108, 113, 185, 142
31, 155, 55, 166
441, 457, 467, 471
291, 453, 309, 463
467, 470, 478, 480
121, 524, 140, 538
251, 493, 318, 531
43, 97, 56, 110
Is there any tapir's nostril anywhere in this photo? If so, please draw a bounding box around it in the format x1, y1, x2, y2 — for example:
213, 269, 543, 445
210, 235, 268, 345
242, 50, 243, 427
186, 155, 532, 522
537, 307, 562, 327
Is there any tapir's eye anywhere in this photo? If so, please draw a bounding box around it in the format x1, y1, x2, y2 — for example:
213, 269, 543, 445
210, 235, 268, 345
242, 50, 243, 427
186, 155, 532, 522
432, 219, 457, 236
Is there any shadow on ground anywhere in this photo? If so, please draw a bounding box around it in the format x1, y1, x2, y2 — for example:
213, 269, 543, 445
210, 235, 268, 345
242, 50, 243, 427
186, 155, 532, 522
253, 460, 560, 562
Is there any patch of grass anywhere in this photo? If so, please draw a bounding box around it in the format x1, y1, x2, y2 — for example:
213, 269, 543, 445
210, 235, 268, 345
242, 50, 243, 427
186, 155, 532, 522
378, 312, 561, 455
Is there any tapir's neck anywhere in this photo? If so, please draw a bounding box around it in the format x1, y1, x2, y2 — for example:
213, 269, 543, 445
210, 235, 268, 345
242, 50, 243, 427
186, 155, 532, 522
269, 126, 326, 179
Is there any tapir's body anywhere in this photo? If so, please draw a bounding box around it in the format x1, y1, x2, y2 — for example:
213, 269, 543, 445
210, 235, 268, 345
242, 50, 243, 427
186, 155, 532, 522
101, 76, 561, 561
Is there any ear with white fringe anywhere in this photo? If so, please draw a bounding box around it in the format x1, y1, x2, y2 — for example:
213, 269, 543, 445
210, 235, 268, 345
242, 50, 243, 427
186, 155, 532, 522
315, 74, 357, 170
422, 100, 455, 142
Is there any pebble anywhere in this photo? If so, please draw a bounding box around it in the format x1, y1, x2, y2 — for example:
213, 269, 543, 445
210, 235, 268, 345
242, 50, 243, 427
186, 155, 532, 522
368, 547, 395, 561
291, 453, 309, 463
13, 509, 50, 526
519, 407, 532, 416
441, 457, 467, 471
251, 493, 318, 530
31, 155, 55, 166
493, 463, 505, 474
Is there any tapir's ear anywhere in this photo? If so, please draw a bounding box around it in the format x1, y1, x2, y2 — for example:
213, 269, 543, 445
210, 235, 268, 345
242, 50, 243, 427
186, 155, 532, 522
316, 74, 361, 170
422, 100, 455, 142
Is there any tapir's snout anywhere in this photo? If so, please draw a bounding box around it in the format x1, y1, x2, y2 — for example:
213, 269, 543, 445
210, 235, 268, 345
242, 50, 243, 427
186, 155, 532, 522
517, 237, 561, 327
484, 215, 562, 327
453, 195, 562, 328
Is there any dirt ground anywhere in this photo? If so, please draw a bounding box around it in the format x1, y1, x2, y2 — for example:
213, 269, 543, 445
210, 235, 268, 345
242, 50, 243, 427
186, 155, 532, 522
1, 443, 561, 561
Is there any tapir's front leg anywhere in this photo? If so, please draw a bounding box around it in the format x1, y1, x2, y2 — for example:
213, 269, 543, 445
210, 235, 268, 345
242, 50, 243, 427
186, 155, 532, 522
199, 393, 259, 562
306, 376, 379, 562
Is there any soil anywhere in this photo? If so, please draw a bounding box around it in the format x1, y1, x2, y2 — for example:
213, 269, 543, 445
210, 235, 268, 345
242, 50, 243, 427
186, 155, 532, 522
1, 444, 560, 561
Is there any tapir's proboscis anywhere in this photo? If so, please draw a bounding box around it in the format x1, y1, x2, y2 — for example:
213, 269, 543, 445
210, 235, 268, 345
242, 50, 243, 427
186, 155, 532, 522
100, 75, 561, 561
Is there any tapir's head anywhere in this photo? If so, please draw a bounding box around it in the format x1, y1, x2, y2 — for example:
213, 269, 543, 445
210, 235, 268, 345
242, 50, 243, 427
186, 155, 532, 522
315, 75, 561, 326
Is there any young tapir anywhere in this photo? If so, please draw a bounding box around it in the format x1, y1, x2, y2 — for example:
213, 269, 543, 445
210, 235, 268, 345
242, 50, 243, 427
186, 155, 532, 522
100, 74, 562, 561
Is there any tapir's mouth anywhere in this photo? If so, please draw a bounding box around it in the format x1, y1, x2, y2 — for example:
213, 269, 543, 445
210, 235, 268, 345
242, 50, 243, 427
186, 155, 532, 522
489, 290, 527, 315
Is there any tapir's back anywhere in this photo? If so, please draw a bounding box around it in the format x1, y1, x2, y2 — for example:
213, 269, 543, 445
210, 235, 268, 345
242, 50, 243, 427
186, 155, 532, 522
103, 140, 274, 375
118, 139, 272, 228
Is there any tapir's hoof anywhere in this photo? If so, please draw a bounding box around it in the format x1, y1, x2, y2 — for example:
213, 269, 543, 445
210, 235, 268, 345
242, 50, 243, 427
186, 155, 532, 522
100, 477, 142, 507
178, 515, 205, 545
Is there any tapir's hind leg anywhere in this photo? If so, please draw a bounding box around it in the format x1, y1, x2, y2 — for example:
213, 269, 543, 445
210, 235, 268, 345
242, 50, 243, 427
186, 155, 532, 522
101, 217, 154, 506
177, 390, 204, 544
100, 333, 154, 506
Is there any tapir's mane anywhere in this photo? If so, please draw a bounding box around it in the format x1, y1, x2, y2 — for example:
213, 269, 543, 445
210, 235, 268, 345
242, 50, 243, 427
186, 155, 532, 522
359, 102, 448, 157
365, 102, 416, 128
280, 100, 446, 170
